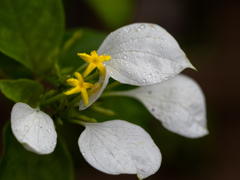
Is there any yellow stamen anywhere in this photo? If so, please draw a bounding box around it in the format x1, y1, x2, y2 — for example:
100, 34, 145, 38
64, 72, 93, 106
77, 50, 111, 77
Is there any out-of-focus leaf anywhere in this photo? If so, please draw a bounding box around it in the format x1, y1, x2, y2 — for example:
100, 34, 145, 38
83, 95, 152, 131
0, 0, 64, 73
0, 52, 32, 79
59, 28, 107, 72
83, 0, 136, 30
0, 122, 74, 180
0, 79, 44, 106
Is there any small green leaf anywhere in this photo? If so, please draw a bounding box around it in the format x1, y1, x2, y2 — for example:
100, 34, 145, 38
0, 122, 74, 180
59, 28, 107, 73
83, 0, 136, 30
0, 79, 44, 106
0, 0, 65, 73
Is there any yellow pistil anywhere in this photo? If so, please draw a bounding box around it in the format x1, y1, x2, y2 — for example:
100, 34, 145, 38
77, 50, 111, 77
64, 72, 93, 106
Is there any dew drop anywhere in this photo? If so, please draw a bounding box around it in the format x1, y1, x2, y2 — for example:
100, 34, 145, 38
123, 55, 127, 59
129, 38, 133, 42
148, 74, 152, 78
151, 108, 155, 112
24, 125, 28, 130
48, 129, 51, 132
152, 27, 156, 31
143, 79, 146, 83
140, 24, 146, 29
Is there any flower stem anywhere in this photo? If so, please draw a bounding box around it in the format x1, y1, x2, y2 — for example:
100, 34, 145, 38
65, 95, 82, 114
74, 63, 88, 74
40, 93, 66, 107
68, 119, 86, 127
84, 71, 99, 81
104, 81, 121, 91
100, 91, 127, 98
91, 105, 115, 116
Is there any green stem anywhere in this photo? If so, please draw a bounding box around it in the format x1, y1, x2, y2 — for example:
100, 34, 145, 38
84, 71, 99, 82
100, 91, 127, 98
104, 81, 121, 91
74, 63, 88, 74
65, 95, 82, 114
40, 93, 66, 107
68, 119, 86, 127
91, 105, 115, 116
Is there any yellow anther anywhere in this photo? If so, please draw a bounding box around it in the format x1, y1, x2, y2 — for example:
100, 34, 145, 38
77, 50, 111, 77
64, 72, 93, 106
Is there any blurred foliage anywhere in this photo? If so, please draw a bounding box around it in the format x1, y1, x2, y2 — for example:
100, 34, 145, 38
0, 122, 74, 180
0, 79, 44, 107
59, 28, 107, 74
0, 0, 64, 74
83, 0, 136, 30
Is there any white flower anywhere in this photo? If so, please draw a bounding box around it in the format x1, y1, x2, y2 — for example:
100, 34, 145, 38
11, 102, 57, 154
78, 120, 161, 179
79, 23, 195, 110
103, 74, 208, 138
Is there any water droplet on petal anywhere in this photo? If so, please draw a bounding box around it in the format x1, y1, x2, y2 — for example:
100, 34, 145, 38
129, 38, 133, 42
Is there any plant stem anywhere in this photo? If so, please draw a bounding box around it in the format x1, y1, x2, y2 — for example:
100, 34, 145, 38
74, 63, 88, 74
65, 95, 82, 114
40, 93, 66, 107
68, 119, 86, 127
100, 91, 127, 98
84, 71, 99, 81
104, 81, 121, 91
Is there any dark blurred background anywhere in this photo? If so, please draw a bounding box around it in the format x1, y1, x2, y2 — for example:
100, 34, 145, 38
1, 0, 240, 179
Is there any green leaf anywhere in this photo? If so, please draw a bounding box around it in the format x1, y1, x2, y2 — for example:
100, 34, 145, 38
59, 28, 107, 73
83, 0, 136, 30
0, 52, 32, 79
83, 96, 152, 131
0, 122, 74, 180
0, 79, 44, 106
0, 0, 65, 73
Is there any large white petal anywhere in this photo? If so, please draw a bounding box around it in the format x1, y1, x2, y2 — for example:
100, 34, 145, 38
78, 120, 161, 179
97, 23, 195, 86
11, 102, 57, 154
112, 75, 208, 138
79, 72, 110, 110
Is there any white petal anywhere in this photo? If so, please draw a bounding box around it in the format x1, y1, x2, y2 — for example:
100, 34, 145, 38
114, 75, 208, 138
78, 120, 161, 179
79, 72, 110, 110
11, 102, 57, 154
97, 23, 195, 86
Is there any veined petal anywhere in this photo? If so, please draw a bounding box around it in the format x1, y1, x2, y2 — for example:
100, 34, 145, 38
83, 63, 97, 78
78, 120, 161, 179
97, 23, 195, 86
79, 70, 109, 110
111, 74, 208, 138
77, 53, 92, 63
11, 102, 57, 154
81, 88, 89, 106
74, 72, 84, 84
96, 62, 106, 76
64, 86, 81, 95
66, 78, 79, 86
